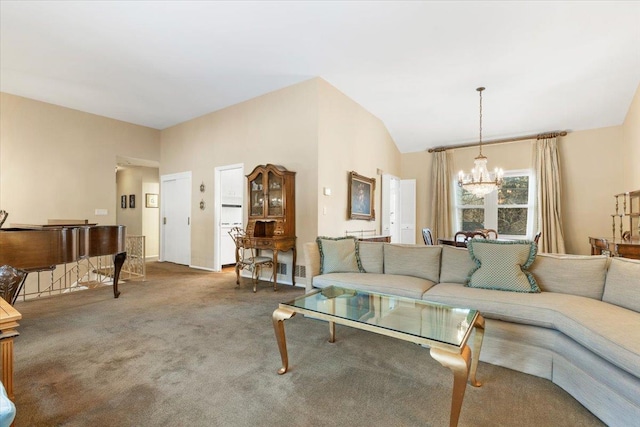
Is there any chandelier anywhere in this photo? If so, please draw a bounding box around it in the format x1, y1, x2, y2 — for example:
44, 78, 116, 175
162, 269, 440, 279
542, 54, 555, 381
458, 87, 504, 197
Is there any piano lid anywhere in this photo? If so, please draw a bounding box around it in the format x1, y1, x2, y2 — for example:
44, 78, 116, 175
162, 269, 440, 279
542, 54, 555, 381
0, 227, 79, 271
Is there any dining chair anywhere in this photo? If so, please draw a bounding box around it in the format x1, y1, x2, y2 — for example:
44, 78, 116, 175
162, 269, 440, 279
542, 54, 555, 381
454, 230, 487, 247
228, 227, 274, 292
422, 228, 434, 245
475, 228, 498, 239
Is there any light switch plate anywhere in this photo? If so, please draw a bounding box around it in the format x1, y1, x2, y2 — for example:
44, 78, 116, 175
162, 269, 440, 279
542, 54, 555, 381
95, 209, 108, 216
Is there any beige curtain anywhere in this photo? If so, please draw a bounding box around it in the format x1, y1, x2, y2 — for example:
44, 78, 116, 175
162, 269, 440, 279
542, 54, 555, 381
430, 151, 453, 242
533, 137, 566, 253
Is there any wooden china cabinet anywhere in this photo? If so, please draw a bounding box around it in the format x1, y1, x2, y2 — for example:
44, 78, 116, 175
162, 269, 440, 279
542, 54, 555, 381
245, 164, 296, 288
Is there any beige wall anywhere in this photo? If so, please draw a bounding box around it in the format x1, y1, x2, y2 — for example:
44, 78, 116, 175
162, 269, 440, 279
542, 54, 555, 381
160, 77, 400, 272
160, 78, 320, 270
623, 82, 640, 188
116, 166, 160, 257
317, 79, 401, 237
142, 177, 160, 259
561, 126, 626, 253
0, 93, 160, 225
116, 167, 144, 235
400, 150, 431, 242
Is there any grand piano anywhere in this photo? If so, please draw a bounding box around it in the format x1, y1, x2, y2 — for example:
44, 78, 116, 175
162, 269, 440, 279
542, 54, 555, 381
0, 222, 126, 304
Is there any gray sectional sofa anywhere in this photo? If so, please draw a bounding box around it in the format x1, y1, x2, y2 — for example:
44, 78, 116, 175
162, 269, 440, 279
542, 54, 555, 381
303, 239, 640, 427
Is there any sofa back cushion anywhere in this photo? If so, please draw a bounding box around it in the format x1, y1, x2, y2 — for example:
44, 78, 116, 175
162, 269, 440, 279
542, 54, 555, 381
383, 244, 442, 282
603, 257, 640, 312
529, 253, 608, 299
316, 236, 363, 274
440, 245, 476, 284
466, 240, 540, 293
358, 241, 384, 273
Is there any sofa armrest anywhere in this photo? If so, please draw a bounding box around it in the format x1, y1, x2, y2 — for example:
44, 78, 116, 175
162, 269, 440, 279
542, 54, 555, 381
303, 242, 321, 292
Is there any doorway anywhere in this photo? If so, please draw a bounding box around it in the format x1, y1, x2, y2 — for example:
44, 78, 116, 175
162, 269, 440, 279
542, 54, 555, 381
214, 164, 244, 271
382, 174, 401, 243
160, 171, 191, 265
382, 174, 416, 244
115, 156, 160, 260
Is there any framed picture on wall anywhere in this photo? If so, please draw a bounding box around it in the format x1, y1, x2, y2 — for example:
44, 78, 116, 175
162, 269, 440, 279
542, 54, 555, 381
121, 195, 127, 209
145, 193, 158, 208
348, 171, 375, 221
129, 194, 136, 209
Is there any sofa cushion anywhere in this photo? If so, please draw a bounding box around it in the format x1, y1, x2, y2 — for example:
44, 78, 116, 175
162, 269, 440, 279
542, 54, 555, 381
529, 253, 608, 299
358, 241, 384, 274
383, 244, 442, 283
440, 245, 476, 284
603, 257, 640, 313
467, 240, 540, 293
316, 236, 363, 274
313, 272, 436, 300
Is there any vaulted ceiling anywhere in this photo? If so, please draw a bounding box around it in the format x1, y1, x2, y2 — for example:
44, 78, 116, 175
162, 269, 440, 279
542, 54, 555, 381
1, 1, 639, 153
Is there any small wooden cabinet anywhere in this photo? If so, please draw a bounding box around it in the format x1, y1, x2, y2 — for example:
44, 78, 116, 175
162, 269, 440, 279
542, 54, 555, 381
245, 164, 296, 287
246, 164, 296, 238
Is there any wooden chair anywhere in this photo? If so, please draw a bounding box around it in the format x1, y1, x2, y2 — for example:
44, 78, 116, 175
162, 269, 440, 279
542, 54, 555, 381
228, 227, 274, 292
475, 228, 498, 239
422, 228, 434, 245
453, 231, 487, 247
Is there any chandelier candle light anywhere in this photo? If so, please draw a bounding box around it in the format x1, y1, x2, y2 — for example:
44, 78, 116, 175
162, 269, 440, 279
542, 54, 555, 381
458, 87, 504, 197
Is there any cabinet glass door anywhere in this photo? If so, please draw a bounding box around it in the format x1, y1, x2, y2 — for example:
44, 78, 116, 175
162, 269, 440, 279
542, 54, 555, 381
250, 173, 264, 217
267, 172, 283, 217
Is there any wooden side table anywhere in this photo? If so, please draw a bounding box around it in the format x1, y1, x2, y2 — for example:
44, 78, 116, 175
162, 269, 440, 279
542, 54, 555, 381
589, 236, 640, 260
0, 298, 21, 400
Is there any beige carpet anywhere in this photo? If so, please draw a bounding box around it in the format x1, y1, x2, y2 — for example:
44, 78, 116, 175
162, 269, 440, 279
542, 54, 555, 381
11, 262, 604, 427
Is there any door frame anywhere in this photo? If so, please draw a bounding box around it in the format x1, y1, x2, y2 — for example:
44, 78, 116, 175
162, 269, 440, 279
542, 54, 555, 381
213, 163, 244, 272
160, 171, 192, 264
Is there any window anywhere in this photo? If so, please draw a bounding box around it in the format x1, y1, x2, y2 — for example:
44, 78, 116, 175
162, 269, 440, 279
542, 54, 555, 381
455, 170, 534, 238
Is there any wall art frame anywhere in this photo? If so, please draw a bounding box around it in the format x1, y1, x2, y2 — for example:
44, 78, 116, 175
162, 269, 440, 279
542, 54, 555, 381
145, 193, 158, 208
348, 171, 375, 221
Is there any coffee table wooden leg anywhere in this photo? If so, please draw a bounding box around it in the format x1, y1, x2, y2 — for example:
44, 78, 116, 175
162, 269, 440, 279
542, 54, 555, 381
1, 336, 16, 400
329, 321, 335, 343
430, 345, 472, 427
469, 314, 485, 387
272, 308, 295, 374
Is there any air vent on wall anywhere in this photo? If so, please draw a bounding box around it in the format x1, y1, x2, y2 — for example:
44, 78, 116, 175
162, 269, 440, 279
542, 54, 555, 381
294, 265, 306, 278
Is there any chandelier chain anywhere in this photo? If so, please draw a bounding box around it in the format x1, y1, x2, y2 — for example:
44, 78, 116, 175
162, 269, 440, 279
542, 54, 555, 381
478, 87, 483, 156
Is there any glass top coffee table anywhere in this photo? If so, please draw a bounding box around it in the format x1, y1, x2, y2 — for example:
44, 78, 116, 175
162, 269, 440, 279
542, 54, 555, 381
272, 286, 485, 427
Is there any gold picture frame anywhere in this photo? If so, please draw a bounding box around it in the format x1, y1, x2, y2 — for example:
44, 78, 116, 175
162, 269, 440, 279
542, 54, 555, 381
348, 171, 375, 221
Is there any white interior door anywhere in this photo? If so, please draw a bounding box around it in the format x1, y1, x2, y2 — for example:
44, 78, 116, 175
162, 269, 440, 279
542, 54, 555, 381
382, 174, 401, 243
400, 179, 416, 244
161, 172, 191, 265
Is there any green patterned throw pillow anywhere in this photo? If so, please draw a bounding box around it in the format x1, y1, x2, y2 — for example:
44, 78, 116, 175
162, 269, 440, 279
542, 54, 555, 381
316, 236, 364, 274
466, 240, 540, 293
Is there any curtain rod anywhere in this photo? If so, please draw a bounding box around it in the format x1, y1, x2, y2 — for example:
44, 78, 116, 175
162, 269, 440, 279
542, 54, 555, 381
427, 130, 568, 153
